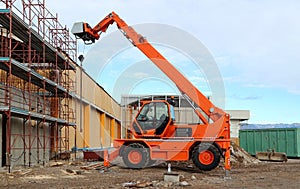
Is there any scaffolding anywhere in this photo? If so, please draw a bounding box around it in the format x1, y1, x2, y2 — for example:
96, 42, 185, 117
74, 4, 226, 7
0, 0, 76, 171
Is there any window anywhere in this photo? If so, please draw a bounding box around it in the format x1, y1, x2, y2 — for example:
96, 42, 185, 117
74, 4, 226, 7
136, 102, 169, 133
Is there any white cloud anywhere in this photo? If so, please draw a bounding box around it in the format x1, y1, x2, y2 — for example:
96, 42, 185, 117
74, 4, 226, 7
231, 94, 262, 101
287, 89, 300, 96
128, 72, 149, 79
243, 83, 273, 89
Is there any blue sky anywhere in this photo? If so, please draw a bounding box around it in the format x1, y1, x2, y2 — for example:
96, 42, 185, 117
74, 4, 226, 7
46, 0, 300, 124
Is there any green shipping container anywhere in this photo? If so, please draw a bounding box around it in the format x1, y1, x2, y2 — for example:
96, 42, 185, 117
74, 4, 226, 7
239, 128, 300, 157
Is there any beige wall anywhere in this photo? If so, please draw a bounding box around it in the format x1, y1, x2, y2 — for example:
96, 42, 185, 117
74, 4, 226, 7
66, 67, 121, 149
75, 69, 120, 118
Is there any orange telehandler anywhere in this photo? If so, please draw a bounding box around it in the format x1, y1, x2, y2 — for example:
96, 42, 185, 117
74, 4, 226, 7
72, 12, 231, 172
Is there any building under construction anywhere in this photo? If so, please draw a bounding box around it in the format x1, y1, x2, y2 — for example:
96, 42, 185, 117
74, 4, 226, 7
0, 0, 121, 170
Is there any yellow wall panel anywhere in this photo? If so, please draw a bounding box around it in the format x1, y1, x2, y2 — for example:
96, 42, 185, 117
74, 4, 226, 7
89, 108, 101, 147
83, 104, 90, 147
104, 116, 111, 147
117, 122, 121, 139
110, 119, 115, 140
100, 112, 105, 147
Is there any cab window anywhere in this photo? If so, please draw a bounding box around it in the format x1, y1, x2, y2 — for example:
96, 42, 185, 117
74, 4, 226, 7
136, 102, 169, 133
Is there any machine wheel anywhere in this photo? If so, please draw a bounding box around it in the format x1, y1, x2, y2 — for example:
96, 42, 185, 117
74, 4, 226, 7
122, 143, 149, 168
192, 143, 220, 171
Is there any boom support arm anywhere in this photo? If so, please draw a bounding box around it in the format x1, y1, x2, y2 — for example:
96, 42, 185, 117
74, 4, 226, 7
72, 12, 226, 124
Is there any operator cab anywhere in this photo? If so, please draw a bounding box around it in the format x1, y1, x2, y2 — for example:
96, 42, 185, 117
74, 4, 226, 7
133, 101, 174, 137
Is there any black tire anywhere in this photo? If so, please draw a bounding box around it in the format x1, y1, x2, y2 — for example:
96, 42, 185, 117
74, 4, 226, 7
145, 148, 157, 167
192, 143, 221, 171
122, 143, 149, 169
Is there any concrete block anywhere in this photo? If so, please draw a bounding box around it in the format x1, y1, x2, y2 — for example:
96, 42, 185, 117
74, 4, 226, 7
164, 172, 180, 182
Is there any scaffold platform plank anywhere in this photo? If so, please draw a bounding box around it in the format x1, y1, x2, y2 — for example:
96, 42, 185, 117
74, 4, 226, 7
0, 10, 76, 70
0, 105, 74, 126
0, 57, 67, 96
0, 9, 10, 13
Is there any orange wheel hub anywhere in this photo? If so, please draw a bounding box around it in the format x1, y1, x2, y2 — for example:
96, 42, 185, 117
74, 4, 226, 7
128, 150, 142, 164
199, 150, 214, 165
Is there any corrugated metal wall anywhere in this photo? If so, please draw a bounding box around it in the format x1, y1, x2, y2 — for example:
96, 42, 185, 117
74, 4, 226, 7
240, 128, 300, 157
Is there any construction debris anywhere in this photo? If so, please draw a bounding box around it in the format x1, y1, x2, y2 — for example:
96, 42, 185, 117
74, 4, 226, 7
230, 142, 261, 165
69, 160, 85, 166
122, 181, 137, 187
10, 169, 32, 176
80, 162, 111, 171
122, 180, 191, 188
122, 181, 153, 188
49, 161, 64, 167
179, 181, 191, 187
62, 168, 84, 176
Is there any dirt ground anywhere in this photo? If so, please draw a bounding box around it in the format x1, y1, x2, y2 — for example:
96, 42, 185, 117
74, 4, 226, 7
0, 158, 299, 189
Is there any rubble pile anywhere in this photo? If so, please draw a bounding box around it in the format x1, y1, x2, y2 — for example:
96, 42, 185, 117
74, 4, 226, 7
230, 142, 261, 165
122, 174, 193, 188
